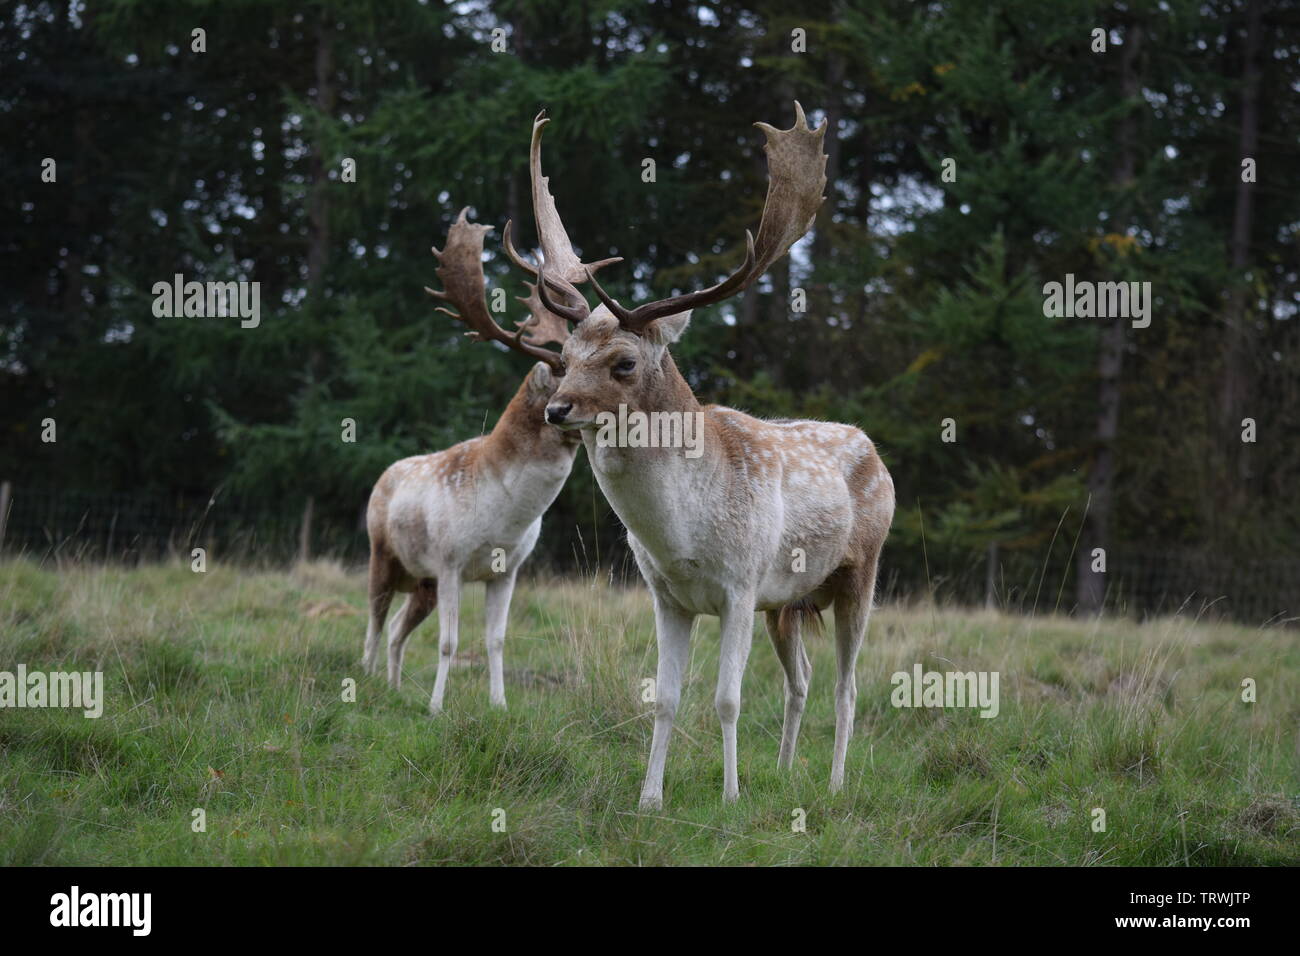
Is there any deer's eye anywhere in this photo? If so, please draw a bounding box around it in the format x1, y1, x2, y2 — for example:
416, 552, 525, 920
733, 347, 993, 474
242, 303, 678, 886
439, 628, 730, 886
612, 358, 636, 375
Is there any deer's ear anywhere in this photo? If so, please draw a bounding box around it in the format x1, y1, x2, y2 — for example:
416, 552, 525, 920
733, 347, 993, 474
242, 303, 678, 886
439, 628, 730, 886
643, 310, 692, 346
527, 361, 555, 397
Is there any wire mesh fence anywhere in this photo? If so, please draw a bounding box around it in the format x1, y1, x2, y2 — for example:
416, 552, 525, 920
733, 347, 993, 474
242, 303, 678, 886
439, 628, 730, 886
0, 483, 366, 567
0, 482, 1293, 626
881, 540, 1299, 627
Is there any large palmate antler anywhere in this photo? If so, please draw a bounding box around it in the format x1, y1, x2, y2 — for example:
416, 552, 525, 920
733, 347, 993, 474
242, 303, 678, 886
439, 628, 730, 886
425, 207, 566, 374
586, 102, 828, 334
503, 110, 621, 324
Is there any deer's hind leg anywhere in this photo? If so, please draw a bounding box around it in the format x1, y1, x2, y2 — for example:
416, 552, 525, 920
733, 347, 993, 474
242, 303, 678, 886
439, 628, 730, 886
386, 578, 437, 690
765, 609, 812, 770
364, 544, 401, 675
829, 556, 880, 793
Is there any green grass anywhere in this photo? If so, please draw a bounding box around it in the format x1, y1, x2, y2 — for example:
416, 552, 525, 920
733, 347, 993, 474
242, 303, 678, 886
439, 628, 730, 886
1, 558, 1296, 865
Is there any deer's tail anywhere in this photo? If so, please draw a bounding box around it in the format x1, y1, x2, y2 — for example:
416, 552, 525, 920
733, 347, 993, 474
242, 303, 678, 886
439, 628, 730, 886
777, 596, 825, 639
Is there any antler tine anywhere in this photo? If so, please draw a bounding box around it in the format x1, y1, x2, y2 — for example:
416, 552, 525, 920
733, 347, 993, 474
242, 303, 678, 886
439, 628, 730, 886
584, 267, 633, 325
614, 231, 758, 332
428, 207, 565, 375
504, 219, 623, 286
503, 217, 612, 316
536, 260, 591, 325
608, 102, 827, 333
501, 219, 539, 278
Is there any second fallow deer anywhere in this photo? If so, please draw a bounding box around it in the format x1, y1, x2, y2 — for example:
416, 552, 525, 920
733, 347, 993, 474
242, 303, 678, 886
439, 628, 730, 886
362, 208, 604, 713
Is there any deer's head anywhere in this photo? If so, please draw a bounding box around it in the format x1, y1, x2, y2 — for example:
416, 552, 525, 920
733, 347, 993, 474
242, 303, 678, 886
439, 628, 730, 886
523, 104, 828, 429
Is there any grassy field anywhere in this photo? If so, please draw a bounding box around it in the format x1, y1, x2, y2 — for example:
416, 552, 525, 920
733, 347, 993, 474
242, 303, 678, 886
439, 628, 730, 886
0, 558, 1296, 866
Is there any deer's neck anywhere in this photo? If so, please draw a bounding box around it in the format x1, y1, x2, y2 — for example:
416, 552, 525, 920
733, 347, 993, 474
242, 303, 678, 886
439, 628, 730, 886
581, 352, 722, 552
632, 350, 703, 418
479, 377, 579, 500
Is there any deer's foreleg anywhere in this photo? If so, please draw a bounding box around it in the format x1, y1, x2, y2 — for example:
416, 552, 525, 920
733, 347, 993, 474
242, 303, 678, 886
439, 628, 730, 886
483, 568, 517, 709
428, 573, 462, 714
639, 595, 695, 811
715, 594, 757, 804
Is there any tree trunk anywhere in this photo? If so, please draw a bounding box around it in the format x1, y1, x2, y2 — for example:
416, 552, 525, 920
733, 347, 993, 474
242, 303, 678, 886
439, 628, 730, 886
810, 39, 845, 372
811, 44, 844, 271
307, 13, 336, 296
1218, 0, 1262, 502
1077, 23, 1143, 615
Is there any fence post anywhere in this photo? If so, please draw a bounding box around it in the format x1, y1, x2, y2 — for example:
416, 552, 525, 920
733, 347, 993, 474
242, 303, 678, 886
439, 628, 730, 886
984, 540, 998, 609
298, 496, 314, 565
0, 481, 10, 554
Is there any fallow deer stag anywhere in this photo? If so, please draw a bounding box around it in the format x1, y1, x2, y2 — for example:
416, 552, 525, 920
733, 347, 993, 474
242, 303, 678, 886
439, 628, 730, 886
362, 206, 606, 713
530, 103, 895, 808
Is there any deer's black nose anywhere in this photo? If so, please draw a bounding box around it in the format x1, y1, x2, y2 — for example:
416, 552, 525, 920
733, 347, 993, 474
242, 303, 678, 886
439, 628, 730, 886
546, 402, 572, 424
